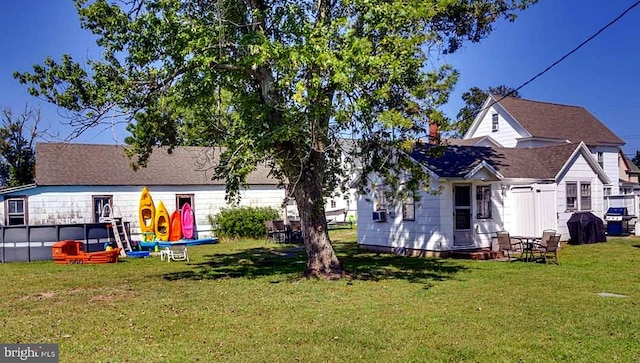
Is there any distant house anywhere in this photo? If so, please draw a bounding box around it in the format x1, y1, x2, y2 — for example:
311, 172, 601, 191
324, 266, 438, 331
618, 151, 640, 195
322, 138, 360, 222
357, 141, 609, 255
0, 143, 285, 240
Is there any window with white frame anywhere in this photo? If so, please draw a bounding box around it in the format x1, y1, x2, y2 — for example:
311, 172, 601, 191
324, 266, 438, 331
597, 152, 604, 169
330, 199, 337, 209
374, 188, 387, 211
603, 186, 612, 196
6, 197, 26, 225
476, 185, 492, 219
491, 114, 499, 132
567, 182, 592, 211
580, 183, 591, 211
402, 196, 415, 221
566, 182, 577, 211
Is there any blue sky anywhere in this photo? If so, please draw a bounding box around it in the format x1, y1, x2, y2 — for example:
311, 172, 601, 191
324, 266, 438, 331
1, 1, 639, 155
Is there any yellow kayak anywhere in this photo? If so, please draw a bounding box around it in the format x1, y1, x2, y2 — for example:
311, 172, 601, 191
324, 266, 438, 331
138, 187, 155, 237
154, 201, 170, 241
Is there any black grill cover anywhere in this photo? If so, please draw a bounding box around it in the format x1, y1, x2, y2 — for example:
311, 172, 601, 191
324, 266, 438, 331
567, 212, 607, 245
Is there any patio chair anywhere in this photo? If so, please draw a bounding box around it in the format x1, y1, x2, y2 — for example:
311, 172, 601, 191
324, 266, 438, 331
160, 245, 189, 262
264, 220, 276, 242
289, 220, 303, 243
534, 229, 556, 249
271, 220, 287, 243
496, 231, 524, 261
532, 234, 560, 264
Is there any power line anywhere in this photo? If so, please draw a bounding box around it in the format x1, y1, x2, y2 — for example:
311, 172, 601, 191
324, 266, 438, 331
473, 0, 640, 117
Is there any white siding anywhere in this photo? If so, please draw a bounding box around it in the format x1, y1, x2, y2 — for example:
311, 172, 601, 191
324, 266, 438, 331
590, 146, 619, 195
556, 153, 605, 239
357, 181, 506, 252
357, 180, 447, 251
467, 104, 525, 147
9, 185, 285, 239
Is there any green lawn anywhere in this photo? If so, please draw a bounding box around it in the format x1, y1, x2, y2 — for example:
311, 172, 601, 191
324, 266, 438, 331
1, 230, 639, 362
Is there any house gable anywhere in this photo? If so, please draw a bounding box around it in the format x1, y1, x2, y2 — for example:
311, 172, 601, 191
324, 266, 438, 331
619, 151, 640, 183
464, 95, 530, 147
554, 142, 610, 184
464, 161, 502, 181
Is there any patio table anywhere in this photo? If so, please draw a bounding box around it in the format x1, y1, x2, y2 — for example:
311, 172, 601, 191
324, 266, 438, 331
512, 236, 539, 262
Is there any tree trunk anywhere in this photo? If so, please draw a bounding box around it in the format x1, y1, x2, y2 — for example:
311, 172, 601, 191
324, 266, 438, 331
292, 151, 344, 279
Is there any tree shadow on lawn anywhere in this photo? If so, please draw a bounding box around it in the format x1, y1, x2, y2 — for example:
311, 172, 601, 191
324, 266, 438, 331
161, 241, 467, 284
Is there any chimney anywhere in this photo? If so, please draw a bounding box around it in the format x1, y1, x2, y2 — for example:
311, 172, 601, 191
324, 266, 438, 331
429, 122, 440, 145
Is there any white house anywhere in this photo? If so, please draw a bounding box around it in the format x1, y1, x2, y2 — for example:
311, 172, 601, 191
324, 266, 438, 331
323, 138, 360, 224
357, 142, 609, 255
0, 143, 286, 240
464, 95, 627, 196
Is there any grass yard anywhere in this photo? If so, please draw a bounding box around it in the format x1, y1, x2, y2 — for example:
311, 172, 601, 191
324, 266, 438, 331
1, 229, 640, 362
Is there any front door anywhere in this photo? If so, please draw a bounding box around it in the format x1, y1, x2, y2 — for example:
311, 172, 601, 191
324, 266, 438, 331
453, 185, 474, 246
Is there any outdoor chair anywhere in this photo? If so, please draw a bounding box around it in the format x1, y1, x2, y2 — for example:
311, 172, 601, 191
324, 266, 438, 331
160, 245, 189, 262
264, 220, 276, 242
532, 234, 560, 264
496, 231, 523, 261
534, 229, 556, 249
289, 220, 303, 243
271, 220, 288, 243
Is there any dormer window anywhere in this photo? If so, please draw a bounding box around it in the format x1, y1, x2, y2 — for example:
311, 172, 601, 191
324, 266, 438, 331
491, 114, 499, 132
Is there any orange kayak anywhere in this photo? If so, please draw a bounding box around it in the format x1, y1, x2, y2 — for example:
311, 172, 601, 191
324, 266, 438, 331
169, 210, 182, 241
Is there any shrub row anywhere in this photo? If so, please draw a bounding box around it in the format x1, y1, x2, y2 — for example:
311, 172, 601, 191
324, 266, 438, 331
209, 206, 280, 238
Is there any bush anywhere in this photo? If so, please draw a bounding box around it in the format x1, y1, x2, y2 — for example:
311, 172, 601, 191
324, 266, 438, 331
209, 206, 280, 239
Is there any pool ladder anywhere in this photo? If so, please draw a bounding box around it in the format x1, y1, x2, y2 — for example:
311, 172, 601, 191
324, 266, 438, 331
99, 205, 132, 257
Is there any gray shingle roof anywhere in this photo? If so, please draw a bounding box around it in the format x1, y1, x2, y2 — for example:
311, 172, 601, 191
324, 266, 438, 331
411, 143, 582, 179
496, 97, 625, 146
35, 143, 279, 186
445, 137, 496, 146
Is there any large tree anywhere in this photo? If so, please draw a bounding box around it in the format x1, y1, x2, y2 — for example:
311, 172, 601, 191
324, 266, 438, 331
454, 85, 520, 137
15, 0, 536, 278
0, 106, 43, 187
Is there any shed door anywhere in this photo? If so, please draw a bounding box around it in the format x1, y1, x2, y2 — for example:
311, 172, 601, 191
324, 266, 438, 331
453, 185, 473, 246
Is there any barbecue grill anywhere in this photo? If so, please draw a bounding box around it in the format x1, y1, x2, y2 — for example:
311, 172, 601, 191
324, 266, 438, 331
604, 207, 635, 236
